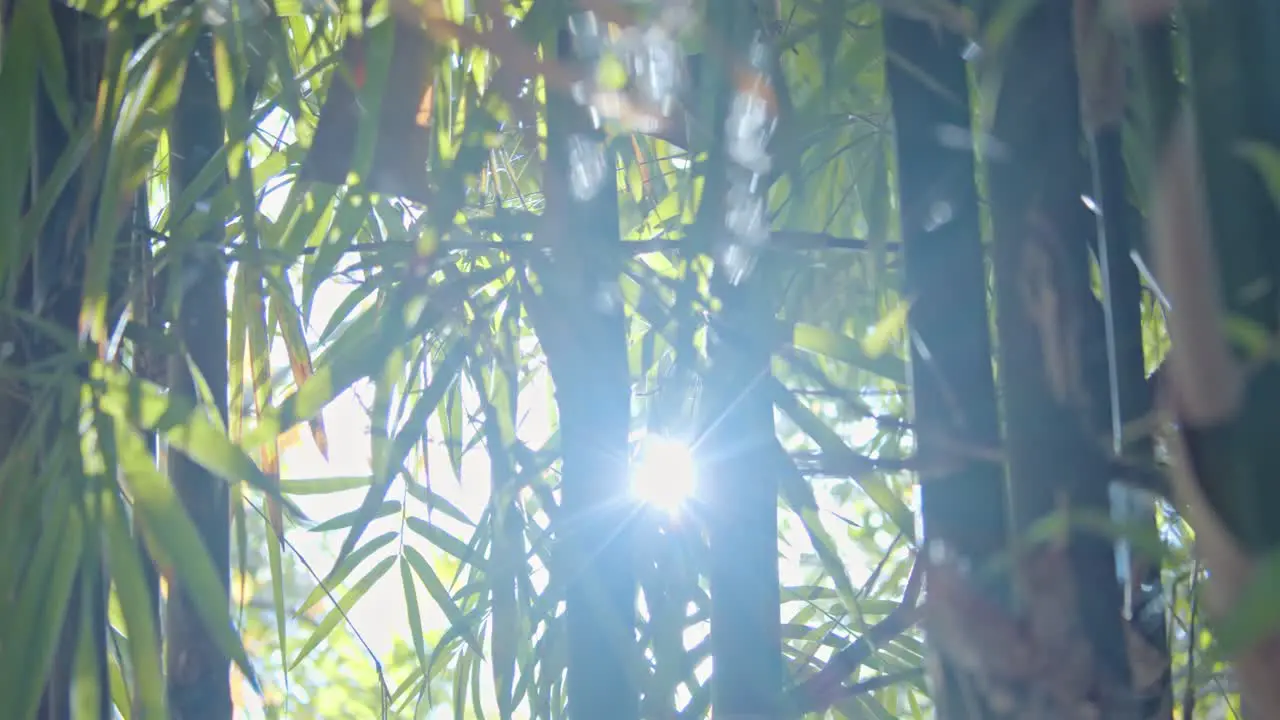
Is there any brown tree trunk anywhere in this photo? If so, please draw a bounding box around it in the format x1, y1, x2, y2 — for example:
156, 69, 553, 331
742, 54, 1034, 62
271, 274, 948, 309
986, 0, 1133, 713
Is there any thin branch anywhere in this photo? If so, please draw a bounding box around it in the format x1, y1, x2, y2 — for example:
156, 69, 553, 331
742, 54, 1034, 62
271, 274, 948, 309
786, 555, 925, 715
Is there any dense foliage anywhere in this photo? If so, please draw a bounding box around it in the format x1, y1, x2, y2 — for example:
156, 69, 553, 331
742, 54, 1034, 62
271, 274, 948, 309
5, 0, 1280, 718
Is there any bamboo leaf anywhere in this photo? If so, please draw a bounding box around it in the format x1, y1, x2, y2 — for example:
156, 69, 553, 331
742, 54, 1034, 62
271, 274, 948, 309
92, 364, 304, 522
774, 443, 863, 623
0, 0, 42, 256
311, 499, 402, 533
336, 342, 468, 564
281, 475, 375, 495
298, 531, 398, 616
290, 555, 395, 670
7, 498, 84, 720
102, 491, 167, 718
862, 297, 913, 360
791, 322, 907, 385
401, 556, 430, 669
113, 417, 260, 691
403, 545, 485, 658
770, 379, 915, 536
72, 557, 106, 718
264, 502, 291, 706
406, 516, 484, 571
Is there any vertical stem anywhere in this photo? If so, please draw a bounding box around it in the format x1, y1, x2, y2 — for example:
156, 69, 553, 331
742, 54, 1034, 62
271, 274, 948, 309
130, 186, 165, 720
1178, 0, 1280, 554
539, 9, 638, 720
698, 1, 783, 716
985, 0, 1132, 706
882, 5, 1007, 717
165, 28, 232, 720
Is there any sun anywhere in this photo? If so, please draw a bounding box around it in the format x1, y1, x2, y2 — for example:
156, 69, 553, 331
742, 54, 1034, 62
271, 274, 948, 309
631, 435, 698, 513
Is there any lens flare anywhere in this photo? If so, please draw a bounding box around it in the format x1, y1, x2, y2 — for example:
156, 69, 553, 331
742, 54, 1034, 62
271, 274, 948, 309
631, 436, 697, 513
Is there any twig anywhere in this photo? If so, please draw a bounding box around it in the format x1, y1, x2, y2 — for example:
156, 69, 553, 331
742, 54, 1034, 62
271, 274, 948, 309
786, 555, 925, 715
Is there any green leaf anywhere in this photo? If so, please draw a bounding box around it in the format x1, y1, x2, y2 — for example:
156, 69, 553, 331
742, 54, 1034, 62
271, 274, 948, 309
6, 497, 84, 720
770, 379, 915, 537
861, 297, 912, 360
404, 480, 477, 526
403, 545, 485, 658
243, 266, 502, 455
774, 444, 863, 624
406, 516, 485, 571
401, 556, 430, 669
298, 531, 398, 616
102, 491, 167, 718
0, 0, 42, 251
791, 322, 906, 385
311, 499, 402, 533
264, 503, 291, 707
72, 557, 106, 718
336, 343, 468, 564
440, 378, 466, 479
290, 555, 395, 670
92, 363, 303, 520
281, 475, 375, 495
111, 417, 260, 691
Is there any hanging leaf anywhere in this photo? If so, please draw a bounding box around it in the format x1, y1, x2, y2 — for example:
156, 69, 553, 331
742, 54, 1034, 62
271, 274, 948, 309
335, 342, 468, 565
403, 545, 486, 657
791, 322, 907, 385
91, 364, 304, 521
298, 531, 398, 616
112, 417, 261, 691
290, 555, 396, 670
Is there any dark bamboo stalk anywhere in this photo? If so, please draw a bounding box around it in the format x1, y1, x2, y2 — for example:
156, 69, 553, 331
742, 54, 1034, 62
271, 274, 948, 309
164, 28, 233, 720
985, 0, 1133, 712
882, 5, 1008, 717
696, 1, 784, 716
1074, 3, 1173, 714
536, 9, 638, 720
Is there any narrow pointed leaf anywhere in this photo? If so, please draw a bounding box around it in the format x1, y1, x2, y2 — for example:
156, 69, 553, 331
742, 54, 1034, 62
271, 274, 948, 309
112, 417, 259, 689
290, 555, 395, 670
403, 545, 485, 657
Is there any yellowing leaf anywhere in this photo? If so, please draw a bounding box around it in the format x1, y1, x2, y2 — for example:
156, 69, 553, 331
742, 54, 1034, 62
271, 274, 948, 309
862, 297, 913, 359
596, 53, 629, 91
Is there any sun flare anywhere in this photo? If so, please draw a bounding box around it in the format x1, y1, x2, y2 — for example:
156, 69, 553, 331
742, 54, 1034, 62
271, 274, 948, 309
631, 435, 698, 513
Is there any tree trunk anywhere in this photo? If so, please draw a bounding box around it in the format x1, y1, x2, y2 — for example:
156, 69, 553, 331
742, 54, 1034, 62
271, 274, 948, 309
164, 28, 232, 720
535, 12, 639, 720
696, 1, 784, 717
986, 0, 1133, 713
882, 5, 1009, 717
1076, 2, 1172, 712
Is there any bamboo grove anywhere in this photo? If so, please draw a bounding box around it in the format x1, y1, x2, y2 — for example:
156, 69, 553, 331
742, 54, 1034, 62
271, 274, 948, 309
4, 0, 1280, 718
